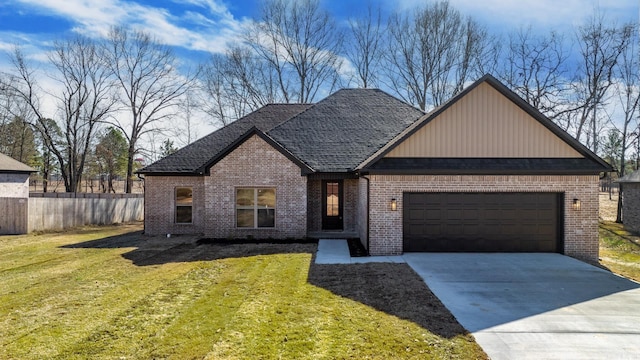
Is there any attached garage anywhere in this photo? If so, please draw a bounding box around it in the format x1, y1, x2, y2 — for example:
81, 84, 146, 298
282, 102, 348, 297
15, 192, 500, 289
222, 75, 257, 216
403, 192, 562, 253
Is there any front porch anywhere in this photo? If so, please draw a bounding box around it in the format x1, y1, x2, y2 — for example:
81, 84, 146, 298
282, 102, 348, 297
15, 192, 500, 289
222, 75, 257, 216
307, 230, 359, 239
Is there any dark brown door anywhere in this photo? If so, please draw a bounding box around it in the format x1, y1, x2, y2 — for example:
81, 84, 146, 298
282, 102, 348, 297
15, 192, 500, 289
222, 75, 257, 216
322, 180, 343, 230
403, 192, 562, 252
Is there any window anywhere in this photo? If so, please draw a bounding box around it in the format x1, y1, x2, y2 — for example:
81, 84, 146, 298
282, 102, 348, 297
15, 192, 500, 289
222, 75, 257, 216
175, 187, 193, 223
326, 182, 339, 216
236, 188, 276, 228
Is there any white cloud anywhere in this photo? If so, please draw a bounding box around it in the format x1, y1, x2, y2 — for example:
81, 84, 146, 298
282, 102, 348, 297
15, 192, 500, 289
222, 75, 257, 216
14, 0, 250, 54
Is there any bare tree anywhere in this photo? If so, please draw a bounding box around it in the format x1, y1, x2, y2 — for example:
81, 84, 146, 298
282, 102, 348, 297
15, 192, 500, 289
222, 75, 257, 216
105, 27, 195, 193
572, 14, 633, 153
612, 25, 640, 223
49, 36, 116, 192
2, 37, 115, 192
245, 0, 343, 103
501, 27, 572, 123
384, 1, 490, 110
346, 4, 383, 88
199, 48, 282, 128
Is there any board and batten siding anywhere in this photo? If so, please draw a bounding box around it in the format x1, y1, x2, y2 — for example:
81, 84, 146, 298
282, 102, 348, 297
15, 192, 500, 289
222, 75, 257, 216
386, 82, 582, 159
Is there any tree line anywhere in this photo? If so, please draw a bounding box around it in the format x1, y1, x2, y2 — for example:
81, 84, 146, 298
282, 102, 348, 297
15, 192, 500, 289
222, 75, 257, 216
0, 0, 638, 205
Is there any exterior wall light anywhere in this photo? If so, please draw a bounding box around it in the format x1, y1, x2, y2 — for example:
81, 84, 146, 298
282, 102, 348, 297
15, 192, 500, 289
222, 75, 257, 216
390, 198, 397, 211
572, 199, 581, 211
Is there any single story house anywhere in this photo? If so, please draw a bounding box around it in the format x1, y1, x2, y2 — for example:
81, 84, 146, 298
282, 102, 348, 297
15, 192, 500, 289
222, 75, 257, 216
0, 153, 36, 234
138, 75, 611, 262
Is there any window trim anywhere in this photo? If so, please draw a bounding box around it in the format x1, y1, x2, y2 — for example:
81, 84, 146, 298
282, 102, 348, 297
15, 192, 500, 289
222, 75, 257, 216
235, 187, 276, 229
175, 187, 193, 224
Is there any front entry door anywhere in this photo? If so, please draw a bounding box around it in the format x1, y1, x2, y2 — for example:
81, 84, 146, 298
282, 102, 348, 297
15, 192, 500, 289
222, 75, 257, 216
322, 180, 343, 230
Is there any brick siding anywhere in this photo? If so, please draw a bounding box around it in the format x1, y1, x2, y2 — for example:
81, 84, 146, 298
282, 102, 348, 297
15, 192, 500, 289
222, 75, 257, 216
622, 183, 640, 232
144, 135, 307, 239
204, 135, 307, 239
307, 180, 322, 232
366, 175, 599, 263
144, 176, 205, 235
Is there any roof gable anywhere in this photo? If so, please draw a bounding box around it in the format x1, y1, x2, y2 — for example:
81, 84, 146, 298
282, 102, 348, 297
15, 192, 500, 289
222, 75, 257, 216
386, 82, 582, 158
138, 104, 312, 175
202, 127, 313, 175
360, 74, 612, 173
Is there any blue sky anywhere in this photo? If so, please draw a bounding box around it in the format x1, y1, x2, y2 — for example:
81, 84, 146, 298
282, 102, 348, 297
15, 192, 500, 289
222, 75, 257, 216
1, 0, 637, 68
0, 0, 638, 147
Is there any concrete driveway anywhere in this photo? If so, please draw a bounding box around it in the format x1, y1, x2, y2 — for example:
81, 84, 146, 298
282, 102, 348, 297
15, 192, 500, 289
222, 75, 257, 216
403, 253, 640, 360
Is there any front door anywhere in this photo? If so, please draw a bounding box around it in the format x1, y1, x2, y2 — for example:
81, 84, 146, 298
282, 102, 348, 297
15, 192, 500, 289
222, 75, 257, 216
322, 180, 343, 230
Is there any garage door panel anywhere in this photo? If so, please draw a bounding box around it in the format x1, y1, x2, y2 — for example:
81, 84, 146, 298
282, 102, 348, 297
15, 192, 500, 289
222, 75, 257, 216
403, 192, 560, 253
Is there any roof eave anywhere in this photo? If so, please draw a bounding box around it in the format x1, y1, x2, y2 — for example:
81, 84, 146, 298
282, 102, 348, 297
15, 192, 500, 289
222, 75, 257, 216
361, 168, 608, 176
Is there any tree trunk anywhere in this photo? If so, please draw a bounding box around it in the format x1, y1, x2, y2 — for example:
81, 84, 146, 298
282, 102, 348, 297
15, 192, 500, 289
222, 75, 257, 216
125, 144, 135, 194
616, 183, 623, 223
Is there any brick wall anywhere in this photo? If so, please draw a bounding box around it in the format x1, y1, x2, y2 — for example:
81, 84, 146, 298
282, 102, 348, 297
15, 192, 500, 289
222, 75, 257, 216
343, 179, 358, 232
307, 180, 321, 232
367, 175, 599, 263
144, 176, 205, 235
205, 135, 307, 239
622, 183, 640, 232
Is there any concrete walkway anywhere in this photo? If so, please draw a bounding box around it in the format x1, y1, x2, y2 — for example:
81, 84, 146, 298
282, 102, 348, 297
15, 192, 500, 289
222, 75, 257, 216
315, 239, 404, 264
316, 240, 640, 359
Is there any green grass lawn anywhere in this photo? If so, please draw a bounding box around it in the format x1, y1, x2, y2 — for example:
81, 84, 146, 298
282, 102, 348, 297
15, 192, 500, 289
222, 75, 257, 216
0, 224, 486, 359
599, 221, 640, 282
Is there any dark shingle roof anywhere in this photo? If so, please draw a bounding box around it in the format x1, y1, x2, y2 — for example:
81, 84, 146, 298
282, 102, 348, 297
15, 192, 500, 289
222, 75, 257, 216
0, 153, 36, 173
267, 89, 424, 172
139, 104, 312, 174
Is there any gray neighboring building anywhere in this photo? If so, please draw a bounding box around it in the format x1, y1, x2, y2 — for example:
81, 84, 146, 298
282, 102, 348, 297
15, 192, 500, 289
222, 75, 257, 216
617, 170, 640, 232
0, 153, 35, 234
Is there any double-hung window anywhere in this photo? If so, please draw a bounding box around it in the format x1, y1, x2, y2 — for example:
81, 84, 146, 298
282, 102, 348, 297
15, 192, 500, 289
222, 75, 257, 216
175, 187, 193, 223
236, 188, 276, 228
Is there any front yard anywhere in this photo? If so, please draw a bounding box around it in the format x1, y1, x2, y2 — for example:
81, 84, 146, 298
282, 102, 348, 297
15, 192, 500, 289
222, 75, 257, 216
0, 225, 486, 359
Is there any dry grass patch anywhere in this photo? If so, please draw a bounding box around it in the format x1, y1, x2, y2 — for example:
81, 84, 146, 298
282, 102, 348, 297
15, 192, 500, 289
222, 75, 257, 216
599, 221, 640, 282
0, 225, 486, 359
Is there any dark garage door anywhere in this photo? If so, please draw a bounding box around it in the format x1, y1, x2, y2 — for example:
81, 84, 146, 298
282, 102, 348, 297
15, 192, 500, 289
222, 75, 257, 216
403, 192, 561, 252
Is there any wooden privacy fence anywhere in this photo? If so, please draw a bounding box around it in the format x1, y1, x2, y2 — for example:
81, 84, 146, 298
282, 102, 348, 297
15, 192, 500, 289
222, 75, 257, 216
0, 193, 144, 234
0, 197, 28, 234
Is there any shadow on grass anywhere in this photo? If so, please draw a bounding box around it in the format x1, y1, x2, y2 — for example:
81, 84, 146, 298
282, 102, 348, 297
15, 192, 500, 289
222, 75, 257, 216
61, 230, 468, 339
307, 260, 469, 339
62, 232, 316, 266
600, 222, 640, 250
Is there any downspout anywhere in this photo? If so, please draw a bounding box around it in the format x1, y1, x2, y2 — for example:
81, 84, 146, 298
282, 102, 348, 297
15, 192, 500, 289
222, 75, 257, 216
137, 173, 145, 234
362, 174, 371, 255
